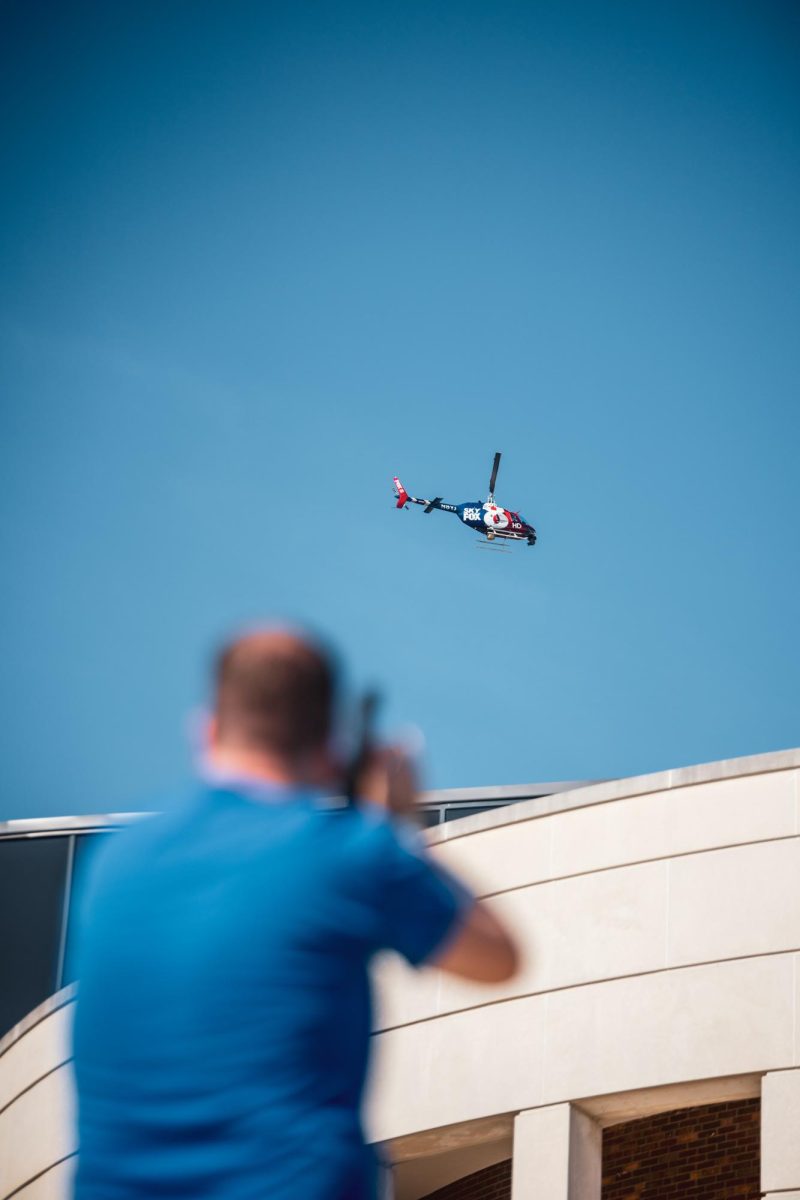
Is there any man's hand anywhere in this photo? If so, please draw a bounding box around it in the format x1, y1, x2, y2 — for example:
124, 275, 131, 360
356, 746, 419, 820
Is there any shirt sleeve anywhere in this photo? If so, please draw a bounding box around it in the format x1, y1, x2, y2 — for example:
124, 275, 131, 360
370, 820, 474, 967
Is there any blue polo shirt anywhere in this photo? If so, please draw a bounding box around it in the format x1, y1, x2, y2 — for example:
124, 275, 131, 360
71, 785, 470, 1200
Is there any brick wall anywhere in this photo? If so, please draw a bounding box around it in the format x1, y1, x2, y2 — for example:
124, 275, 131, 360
420, 1159, 511, 1200
602, 1098, 760, 1200
418, 1099, 759, 1200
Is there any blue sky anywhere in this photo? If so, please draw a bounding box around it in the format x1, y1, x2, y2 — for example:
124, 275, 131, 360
2, 1, 798, 819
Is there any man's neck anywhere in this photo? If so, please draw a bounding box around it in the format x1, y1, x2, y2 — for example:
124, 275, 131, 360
205, 743, 302, 788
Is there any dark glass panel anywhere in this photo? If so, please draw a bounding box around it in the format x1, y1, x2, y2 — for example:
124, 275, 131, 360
0, 836, 69, 1038
62, 832, 115, 985
442, 803, 507, 822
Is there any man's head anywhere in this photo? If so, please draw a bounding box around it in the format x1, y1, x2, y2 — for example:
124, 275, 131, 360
209, 627, 338, 781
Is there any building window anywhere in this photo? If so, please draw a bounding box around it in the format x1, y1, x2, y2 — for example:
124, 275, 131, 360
0, 836, 70, 1038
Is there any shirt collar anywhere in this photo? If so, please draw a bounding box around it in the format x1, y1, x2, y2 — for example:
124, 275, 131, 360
199, 762, 348, 811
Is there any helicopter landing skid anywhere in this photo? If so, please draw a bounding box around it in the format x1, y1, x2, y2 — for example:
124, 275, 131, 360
476, 540, 512, 554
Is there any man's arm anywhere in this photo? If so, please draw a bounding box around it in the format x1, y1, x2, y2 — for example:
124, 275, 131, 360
358, 747, 521, 984
431, 899, 519, 983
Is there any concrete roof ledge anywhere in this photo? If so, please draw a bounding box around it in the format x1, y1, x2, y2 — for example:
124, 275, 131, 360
2, 747, 797, 842
425, 746, 800, 844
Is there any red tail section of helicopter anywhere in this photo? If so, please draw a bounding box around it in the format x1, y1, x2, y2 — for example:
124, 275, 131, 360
393, 477, 409, 508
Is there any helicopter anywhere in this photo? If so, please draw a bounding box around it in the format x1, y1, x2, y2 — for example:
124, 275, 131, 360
392, 452, 537, 548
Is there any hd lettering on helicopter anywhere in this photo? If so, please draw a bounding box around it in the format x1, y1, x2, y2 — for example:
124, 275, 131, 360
392, 454, 537, 549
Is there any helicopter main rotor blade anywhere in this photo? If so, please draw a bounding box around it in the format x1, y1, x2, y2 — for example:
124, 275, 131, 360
488, 452, 501, 496
423, 497, 443, 513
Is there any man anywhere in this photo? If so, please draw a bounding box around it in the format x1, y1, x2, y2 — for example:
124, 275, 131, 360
72, 628, 518, 1199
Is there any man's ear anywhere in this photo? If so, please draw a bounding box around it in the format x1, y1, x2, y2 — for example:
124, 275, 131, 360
206, 714, 220, 749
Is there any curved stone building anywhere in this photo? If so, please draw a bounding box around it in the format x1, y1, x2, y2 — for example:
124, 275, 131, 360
2, 750, 799, 1199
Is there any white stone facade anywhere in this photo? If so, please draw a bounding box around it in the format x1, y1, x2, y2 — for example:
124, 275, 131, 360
2, 749, 799, 1198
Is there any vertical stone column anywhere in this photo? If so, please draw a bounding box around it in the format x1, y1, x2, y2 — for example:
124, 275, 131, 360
762, 1069, 800, 1197
511, 1104, 601, 1200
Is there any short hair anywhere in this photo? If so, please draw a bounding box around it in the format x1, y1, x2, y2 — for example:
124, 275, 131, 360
214, 629, 337, 760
